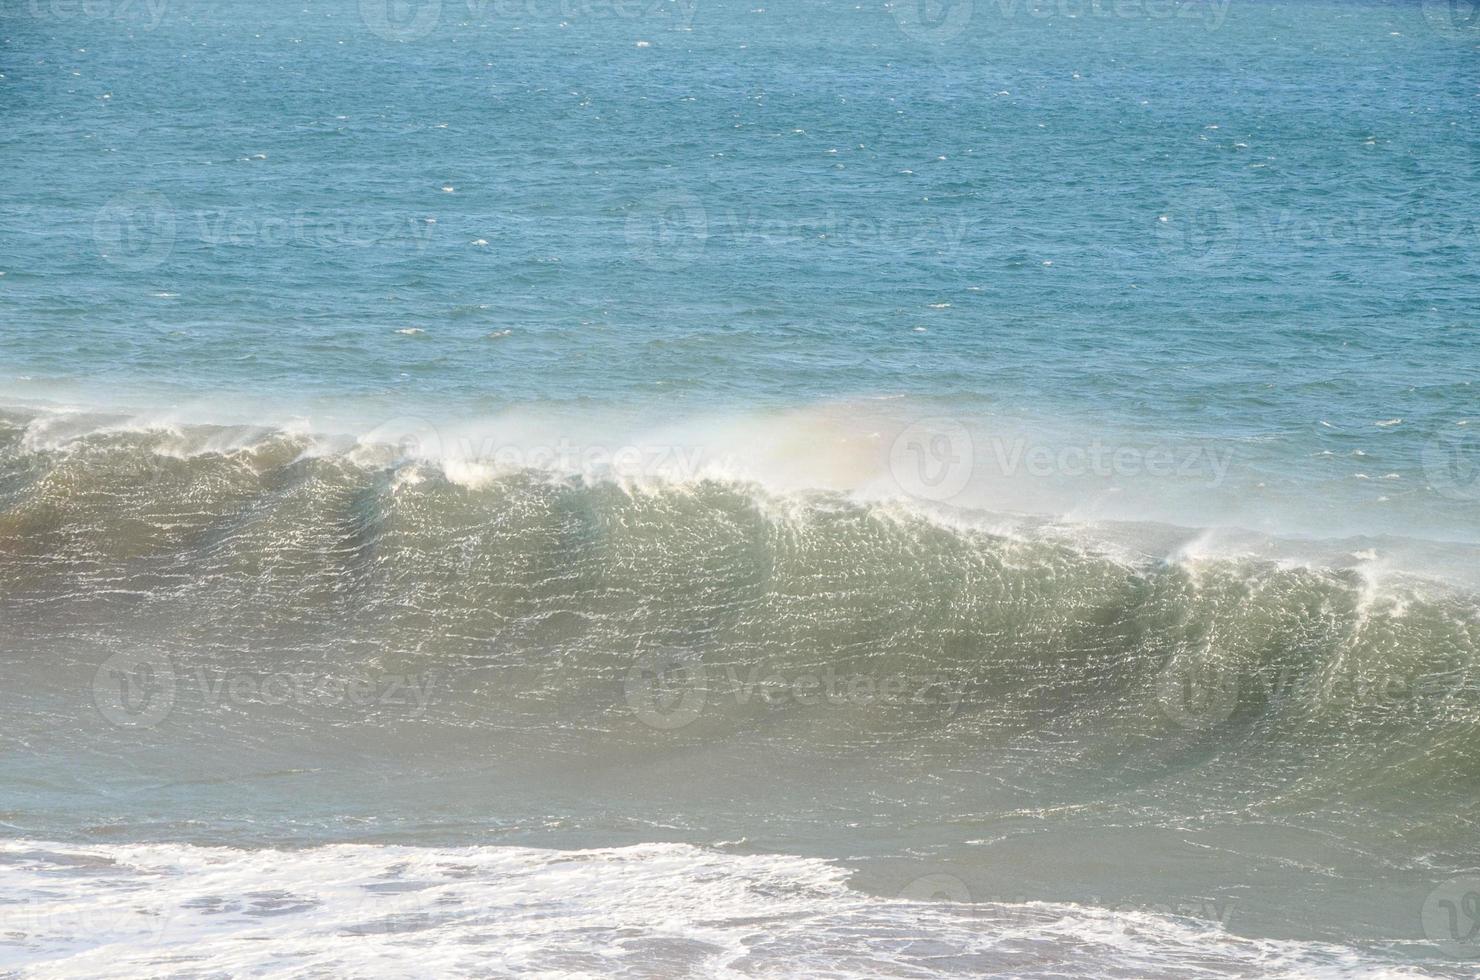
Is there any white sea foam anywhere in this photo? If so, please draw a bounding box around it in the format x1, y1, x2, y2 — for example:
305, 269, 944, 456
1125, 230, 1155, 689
0, 840, 1443, 979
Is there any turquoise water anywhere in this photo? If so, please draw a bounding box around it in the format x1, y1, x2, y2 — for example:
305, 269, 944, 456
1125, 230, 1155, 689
1, 0, 1478, 976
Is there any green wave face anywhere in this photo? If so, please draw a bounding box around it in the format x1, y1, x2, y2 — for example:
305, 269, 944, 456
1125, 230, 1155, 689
2, 411, 1478, 952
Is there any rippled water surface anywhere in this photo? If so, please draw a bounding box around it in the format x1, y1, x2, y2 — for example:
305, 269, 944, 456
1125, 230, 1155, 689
0, 0, 1477, 975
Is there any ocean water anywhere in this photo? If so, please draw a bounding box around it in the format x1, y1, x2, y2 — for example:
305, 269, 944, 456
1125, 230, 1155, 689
1, 0, 1478, 975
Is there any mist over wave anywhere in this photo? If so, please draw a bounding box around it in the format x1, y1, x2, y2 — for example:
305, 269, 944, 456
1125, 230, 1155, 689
1, 409, 1477, 975
3, 405, 1476, 819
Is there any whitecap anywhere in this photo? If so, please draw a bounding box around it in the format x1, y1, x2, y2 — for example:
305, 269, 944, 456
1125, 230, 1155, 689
0, 839, 1428, 980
